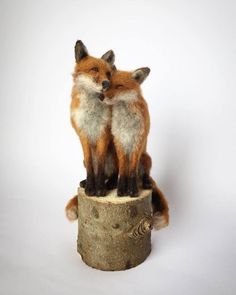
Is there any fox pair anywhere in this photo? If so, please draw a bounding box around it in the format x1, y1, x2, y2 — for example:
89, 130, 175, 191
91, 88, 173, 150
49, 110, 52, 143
66, 40, 169, 230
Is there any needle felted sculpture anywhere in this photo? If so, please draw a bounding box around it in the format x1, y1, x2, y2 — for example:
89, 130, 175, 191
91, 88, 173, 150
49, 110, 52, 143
70, 40, 116, 197
66, 40, 169, 271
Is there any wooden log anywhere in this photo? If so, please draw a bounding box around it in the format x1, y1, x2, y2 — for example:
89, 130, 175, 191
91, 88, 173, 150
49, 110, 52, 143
77, 188, 153, 271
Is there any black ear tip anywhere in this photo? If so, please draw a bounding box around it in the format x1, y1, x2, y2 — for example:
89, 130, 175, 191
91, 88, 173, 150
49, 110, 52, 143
75, 40, 83, 46
144, 67, 151, 74
106, 50, 115, 59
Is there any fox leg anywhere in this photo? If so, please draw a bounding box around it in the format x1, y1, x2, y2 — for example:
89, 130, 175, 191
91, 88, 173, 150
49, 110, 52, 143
128, 149, 143, 197
106, 172, 118, 190
140, 152, 153, 189
117, 160, 128, 196
105, 143, 118, 189
79, 134, 96, 196
95, 132, 110, 196
114, 140, 128, 196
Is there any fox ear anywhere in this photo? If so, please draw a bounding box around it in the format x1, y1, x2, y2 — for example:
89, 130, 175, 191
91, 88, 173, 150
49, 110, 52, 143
132, 67, 150, 84
101, 50, 115, 66
75, 40, 88, 63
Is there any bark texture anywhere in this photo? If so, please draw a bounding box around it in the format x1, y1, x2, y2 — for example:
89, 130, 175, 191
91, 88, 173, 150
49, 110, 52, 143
77, 188, 153, 271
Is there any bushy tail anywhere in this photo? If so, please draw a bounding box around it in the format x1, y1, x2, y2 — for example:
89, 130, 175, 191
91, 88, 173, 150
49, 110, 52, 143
150, 177, 169, 230
65, 195, 78, 221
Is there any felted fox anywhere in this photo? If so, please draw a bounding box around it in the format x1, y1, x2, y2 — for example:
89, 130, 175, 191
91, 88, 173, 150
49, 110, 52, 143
66, 68, 169, 229
103, 68, 152, 197
103, 68, 169, 228
70, 40, 117, 196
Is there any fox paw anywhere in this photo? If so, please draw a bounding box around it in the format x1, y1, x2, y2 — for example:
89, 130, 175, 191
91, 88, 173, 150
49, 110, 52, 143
117, 176, 128, 196
128, 187, 139, 198
128, 176, 139, 197
85, 187, 96, 196
80, 179, 86, 188
153, 212, 169, 230
96, 187, 107, 197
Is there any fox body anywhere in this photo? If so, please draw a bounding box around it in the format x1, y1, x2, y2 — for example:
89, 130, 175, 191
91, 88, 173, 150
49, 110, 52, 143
70, 41, 117, 196
67, 44, 169, 229
104, 68, 151, 197
103, 68, 169, 226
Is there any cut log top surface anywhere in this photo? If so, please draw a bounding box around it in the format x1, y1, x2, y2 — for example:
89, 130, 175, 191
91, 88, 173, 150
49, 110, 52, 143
78, 188, 152, 204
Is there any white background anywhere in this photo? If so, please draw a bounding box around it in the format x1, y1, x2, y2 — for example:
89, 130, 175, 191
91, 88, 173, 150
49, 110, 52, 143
0, 0, 235, 294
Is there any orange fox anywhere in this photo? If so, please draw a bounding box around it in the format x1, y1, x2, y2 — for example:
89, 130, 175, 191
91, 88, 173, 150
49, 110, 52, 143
66, 68, 169, 229
103, 68, 151, 197
103, 68, 169, 228
70, 40, 117, 196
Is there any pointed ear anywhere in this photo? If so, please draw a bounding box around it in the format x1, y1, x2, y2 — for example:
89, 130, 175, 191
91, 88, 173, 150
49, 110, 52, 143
101, 50, 115, 66
132, 67, 150, 84
74, 40, 88, 63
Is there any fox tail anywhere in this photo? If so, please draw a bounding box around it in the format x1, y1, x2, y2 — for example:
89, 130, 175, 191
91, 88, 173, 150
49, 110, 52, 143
65, 195, 78, 221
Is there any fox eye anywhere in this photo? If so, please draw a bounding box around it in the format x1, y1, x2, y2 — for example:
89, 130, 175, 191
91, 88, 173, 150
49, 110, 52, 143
106, 71, 111, 79
90, 67, 99, 72
115, 84, 123, 89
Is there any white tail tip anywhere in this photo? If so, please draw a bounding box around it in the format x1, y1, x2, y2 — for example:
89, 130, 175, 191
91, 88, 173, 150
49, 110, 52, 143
65, 205, 78, 222
153, 212, 169, 230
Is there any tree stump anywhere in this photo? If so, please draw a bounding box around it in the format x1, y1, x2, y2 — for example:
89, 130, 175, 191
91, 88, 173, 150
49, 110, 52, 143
77, 188, 153, 271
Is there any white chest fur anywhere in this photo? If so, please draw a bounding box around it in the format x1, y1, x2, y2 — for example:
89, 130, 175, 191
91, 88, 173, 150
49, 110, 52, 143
71, 92, 111, 145
112, 101, 144, 155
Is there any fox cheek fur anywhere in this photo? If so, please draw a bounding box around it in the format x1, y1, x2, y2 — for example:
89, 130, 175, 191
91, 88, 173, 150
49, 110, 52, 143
74, 40, 114, 90
75, 73, 103, 94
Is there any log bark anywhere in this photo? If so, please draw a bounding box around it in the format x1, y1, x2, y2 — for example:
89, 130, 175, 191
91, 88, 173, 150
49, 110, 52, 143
77, 188, 153, 271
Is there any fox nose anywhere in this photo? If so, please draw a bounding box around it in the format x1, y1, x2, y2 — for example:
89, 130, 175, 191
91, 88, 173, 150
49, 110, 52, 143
102, 80, 110, 90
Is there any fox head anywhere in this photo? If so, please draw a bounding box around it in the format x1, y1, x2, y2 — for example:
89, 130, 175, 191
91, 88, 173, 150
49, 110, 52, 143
73, 40, 115, 100
103, 67, 150, 105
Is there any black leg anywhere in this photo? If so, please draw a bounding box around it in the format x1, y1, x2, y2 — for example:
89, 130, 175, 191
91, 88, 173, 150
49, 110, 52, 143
128, 174, 139, 197
96, 169, 107, 197
106, 173, 118, 190
117, 175, 128, 196
142, 173, 153, 189
85, 172, 96, 196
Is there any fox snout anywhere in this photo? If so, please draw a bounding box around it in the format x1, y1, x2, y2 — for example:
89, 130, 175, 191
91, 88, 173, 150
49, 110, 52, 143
96, 81, 110, 101
102, 80, 110, 90
97, 92, 105, 101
